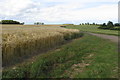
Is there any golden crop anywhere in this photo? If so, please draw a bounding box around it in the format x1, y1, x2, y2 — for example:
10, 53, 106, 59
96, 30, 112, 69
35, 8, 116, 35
2, 25, 81, 66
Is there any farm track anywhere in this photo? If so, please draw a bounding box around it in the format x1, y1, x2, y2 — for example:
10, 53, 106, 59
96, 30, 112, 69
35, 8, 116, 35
87, 32, 118, 43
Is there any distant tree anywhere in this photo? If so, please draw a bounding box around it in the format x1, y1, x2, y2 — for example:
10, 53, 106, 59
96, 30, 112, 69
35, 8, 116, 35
98, 21, 115, 30
102, 23, 107, 26
34, 22, 44, 25
82, 23, 84, 25
36, 22, 39, 25
107, 21, 114, 29
98, 23, 108, 29
0, 20, 21, 24
114, 23, 120, 26
42, 23, 44, 25
87, 22, 89, 25
93, 23, 95, 25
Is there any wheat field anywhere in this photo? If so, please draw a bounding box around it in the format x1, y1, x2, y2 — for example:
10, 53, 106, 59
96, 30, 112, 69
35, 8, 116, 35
2, 25, 83, 66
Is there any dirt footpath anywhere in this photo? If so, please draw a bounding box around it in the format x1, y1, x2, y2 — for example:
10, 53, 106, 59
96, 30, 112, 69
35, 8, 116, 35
87, 33, 118, 43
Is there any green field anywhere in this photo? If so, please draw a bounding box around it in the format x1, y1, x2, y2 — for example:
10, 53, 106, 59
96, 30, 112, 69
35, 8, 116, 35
66, 25, 119, 36
3, 34, 118, 78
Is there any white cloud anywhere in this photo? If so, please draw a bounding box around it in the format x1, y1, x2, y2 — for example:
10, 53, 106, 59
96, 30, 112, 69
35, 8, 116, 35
0, 0, 33, 16
43, 0, 119, 3
19, 4, 117, 23
0, 0, 118, 24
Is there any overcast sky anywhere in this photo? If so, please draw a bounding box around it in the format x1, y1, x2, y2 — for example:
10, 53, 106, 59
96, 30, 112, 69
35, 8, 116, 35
0, 0, 119, 24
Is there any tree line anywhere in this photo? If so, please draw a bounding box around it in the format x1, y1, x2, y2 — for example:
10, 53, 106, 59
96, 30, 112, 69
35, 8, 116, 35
79, 23, 97, 25
34, 22, 44, 25
98, 21, 120, 30
0, 20, 24, 25
0, 20, 45, 25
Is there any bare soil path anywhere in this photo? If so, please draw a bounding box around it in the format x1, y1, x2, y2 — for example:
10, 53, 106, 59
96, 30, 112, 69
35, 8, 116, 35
87, 32, 118, 43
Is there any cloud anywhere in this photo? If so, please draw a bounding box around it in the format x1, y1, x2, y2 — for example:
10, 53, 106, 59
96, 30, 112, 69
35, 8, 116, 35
17, 4, 117, 24
0, 0, 118, 24
0, 0, 33, 16
43, 0, 119, 3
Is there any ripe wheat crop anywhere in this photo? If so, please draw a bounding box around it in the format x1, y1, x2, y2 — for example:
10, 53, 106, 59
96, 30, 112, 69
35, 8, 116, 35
2, 25, 83, 66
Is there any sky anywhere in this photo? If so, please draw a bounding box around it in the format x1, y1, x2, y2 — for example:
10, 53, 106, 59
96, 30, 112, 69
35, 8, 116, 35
0, 0, 119, 24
